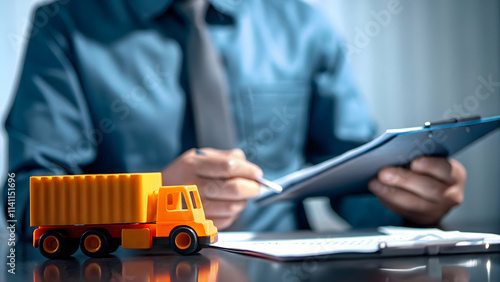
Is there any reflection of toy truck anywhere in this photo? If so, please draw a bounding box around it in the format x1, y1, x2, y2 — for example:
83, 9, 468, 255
30, 173, 218, 259
34, 254, 219, 282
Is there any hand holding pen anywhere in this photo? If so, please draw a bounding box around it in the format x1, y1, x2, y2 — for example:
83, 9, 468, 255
160, 148, 280, 230
196, 149, 282, 193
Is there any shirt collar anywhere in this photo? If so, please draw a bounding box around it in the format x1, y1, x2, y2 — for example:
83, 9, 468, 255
127, 0, 241, 22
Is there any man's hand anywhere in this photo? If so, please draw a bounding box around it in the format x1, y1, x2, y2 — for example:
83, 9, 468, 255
161, 148, 262, 230
368, 157, 466, 225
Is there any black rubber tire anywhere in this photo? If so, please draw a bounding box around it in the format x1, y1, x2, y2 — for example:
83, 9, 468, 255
107, 238, 120, 254
170, 227, 199, 255
39, 230, 69, 259
80, 229, 110, 258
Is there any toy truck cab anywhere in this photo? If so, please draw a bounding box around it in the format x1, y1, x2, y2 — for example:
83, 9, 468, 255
149, 185, 217, 254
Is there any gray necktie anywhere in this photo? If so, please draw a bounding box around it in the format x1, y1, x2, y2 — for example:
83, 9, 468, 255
178, 0, 237, 149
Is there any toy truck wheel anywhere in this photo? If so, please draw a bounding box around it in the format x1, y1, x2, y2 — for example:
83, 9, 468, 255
170, 227, 199, 255
80, 230, 110, 258
39, 230, 69, 259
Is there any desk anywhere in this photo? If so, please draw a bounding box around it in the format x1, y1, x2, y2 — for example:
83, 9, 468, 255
2, 231, 499, 282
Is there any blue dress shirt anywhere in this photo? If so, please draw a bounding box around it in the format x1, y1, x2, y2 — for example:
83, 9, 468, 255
4, 0, 402, 236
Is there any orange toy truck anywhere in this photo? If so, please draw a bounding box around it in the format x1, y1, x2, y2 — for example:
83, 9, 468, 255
30, 173, 218, 259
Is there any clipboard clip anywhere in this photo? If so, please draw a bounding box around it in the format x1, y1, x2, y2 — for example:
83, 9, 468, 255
424, 115, 481, 128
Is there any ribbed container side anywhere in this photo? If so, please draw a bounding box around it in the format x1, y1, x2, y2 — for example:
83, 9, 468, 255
30, 173, 162, 226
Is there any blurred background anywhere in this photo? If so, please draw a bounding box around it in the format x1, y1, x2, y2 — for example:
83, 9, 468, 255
1, 0, 499, 228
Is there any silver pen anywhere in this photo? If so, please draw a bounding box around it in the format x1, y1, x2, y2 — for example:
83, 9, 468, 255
256, 177, 283, 193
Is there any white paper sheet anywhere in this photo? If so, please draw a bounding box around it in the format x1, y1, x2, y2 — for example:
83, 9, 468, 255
211, 227, 500, 260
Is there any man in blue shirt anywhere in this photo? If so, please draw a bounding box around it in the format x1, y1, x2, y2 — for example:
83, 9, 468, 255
4, 0, 466, 236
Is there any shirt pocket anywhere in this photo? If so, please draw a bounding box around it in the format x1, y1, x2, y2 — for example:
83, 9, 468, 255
233, 81, 311, 176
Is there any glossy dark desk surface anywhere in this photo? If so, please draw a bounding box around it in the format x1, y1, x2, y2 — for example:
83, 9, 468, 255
2, 229, 499, 282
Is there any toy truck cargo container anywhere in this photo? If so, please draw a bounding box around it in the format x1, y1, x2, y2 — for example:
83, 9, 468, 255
30, 173, 218, 259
